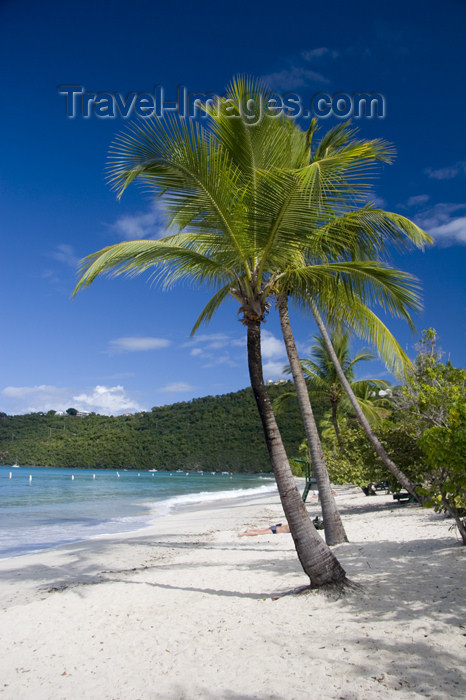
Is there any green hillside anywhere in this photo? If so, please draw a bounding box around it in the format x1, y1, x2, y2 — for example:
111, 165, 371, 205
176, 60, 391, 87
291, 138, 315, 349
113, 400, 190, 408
0, 383, 326, 472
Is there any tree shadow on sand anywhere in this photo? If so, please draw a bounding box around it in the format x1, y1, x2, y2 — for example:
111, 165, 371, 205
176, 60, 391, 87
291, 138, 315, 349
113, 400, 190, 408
1, 518, 464, 615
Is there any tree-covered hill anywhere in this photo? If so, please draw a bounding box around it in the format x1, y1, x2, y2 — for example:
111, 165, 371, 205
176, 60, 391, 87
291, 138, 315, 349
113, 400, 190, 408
0, 384, 325, 472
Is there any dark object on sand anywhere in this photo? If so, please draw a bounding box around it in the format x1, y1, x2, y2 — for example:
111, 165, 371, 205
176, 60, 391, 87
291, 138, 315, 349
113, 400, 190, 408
392, 492, 417, 504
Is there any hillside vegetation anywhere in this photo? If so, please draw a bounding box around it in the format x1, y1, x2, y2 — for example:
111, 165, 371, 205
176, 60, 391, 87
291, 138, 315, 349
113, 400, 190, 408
0, 383, 323, 472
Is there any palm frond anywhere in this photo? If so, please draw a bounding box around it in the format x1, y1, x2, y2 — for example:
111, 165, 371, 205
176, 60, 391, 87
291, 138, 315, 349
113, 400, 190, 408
73, 239, 231, 295
272, 391, 298, 414
313, 286, 414, 377
107, 115, 254, 276
191, 285, 232, 335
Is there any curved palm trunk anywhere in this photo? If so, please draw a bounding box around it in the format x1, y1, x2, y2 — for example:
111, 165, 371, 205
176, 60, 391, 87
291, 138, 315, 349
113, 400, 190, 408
310, 300, 420, 500
247, 318, 347, 586
277, 296, 348, 545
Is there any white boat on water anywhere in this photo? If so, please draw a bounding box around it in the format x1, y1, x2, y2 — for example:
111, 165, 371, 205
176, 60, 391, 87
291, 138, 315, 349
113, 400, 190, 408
11, 463, 20, 468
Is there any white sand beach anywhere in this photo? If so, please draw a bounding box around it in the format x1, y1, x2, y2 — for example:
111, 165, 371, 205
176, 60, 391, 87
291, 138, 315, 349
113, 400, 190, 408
0, 486, 464, 700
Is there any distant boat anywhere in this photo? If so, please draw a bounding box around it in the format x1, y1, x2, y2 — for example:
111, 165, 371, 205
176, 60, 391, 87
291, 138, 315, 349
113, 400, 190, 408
11, 463, 20, 468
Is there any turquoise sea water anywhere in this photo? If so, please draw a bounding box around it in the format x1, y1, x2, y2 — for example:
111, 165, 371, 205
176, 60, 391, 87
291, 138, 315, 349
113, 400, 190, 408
0, 466, 276, 559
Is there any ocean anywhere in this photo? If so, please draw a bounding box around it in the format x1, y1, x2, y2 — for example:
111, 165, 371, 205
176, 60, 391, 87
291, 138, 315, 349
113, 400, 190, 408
0, 465, 276, 559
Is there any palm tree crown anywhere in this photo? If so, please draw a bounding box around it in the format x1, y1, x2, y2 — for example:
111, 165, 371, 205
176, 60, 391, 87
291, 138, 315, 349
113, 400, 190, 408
302, 333, 391, 437
76, 78, 429, 338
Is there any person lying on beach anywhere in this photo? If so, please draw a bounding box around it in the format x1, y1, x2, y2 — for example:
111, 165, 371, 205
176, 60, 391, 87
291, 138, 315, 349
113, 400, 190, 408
238, 523, 290, 536
238, 515, 324, 537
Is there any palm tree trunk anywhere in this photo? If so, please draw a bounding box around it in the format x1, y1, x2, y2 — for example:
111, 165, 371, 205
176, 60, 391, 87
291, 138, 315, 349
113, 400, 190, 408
277, 295, 348, 545
310, 300, 420, 499
246, 317, 347, 586
331, 402, 343, 449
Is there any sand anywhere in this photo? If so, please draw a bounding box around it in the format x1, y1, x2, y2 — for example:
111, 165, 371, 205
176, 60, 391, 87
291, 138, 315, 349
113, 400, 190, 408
0, 485, 464, 700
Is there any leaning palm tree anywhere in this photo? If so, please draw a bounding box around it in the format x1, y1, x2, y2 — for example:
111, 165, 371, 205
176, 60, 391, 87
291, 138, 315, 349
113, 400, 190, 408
277, 293, 347, 544
274, 277, 423, 539
310, 300, 424, 497
74, 78, 429, 582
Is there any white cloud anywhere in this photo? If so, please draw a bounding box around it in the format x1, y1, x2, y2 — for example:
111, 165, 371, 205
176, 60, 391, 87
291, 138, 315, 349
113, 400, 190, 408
202, 354, 238, 369
415, 202, 466, 246
42, 269, 61, 285
49, 244, 80, 268
158, 381, 195, 393
262, 360, 288, 379
110, 202, 169, 240
203, 339, 228, 350
2, 385, 66, 400
425, 163, 466, 180
183, 333, 244, 364
301, 47, 339, 61
370, 195, 386, 208
108, 336, 171, 353
260, 331, 288, 380
263, 67, 328, 90
184, 333, 233, 348
261, 330, 286, 360
186, 329, 284, 376
263, 46, 338, 91
72, 385, 143, 414
407, 194, 430, 207
1, 384, 142, 415
427, 217, 466, 245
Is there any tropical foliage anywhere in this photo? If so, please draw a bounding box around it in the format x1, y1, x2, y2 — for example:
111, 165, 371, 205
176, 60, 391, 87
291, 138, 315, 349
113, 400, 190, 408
400, 330, 466, 542
0, 384, 316, 471
322, 423, 424, 490
319, 330, 466, 543
275, 331, 391, 444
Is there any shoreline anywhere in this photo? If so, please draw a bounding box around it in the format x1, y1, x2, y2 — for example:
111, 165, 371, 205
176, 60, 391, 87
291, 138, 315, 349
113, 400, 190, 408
0, 468, 278, 561
0, 486, 287, 605
0, 487, 464, 698
0, 482, 281, 564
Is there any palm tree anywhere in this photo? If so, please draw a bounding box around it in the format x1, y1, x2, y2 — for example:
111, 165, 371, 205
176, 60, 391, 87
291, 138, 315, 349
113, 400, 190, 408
275, 274, 421, 541
301, 332, 390, 445
74, 78, 350, 586
275, 331, 391, 444
254, 113, 430, 543
74, 78, 429, 581
271, 118, 431, 504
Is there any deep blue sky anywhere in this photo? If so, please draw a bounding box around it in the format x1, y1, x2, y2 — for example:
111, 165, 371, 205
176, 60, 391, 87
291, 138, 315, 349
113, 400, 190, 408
1, 0, 465, 415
